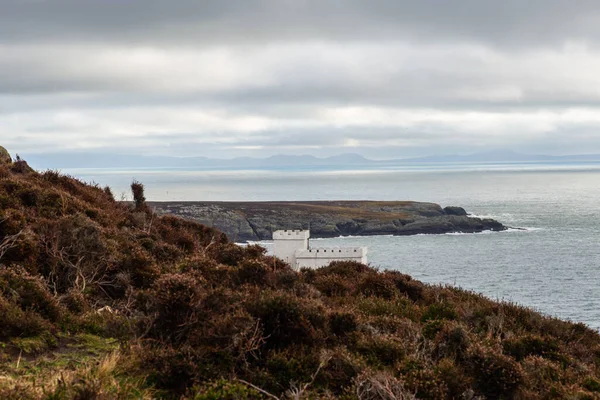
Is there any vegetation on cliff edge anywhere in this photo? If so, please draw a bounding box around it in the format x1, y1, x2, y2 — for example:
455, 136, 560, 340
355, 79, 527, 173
0, 155, 599, 399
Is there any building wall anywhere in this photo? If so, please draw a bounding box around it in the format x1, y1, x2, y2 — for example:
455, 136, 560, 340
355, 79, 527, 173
295, 247, 368, 269
272, 230, 310, 267
272, 230, 368, 270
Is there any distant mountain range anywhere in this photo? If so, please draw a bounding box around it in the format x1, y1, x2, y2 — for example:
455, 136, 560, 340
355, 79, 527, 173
23, 149, 600, 170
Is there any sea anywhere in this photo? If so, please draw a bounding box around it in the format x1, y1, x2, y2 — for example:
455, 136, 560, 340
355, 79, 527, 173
65, 161, 600, 330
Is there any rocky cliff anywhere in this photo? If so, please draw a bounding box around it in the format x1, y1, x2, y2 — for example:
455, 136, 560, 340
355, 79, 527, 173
150, 201, 506, 241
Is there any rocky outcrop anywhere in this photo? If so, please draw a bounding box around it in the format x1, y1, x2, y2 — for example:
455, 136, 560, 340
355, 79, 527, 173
443, 206, 468, 216
151, 201, 507, 242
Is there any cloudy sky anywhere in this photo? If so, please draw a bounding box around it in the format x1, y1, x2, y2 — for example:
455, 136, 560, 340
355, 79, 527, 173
3, 0, 600, 159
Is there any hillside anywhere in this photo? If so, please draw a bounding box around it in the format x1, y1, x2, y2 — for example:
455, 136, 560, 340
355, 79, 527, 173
1, 150, 600, 399
151, 201, 505, 242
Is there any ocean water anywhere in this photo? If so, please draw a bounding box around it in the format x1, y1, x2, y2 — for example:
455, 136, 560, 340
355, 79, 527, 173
67, 162, 600, 329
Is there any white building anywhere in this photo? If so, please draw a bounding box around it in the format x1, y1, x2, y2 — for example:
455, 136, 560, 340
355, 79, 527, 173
272, 229, 368, 270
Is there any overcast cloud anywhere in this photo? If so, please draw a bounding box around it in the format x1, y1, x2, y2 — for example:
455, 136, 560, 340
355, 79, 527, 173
2, 0, 600, 158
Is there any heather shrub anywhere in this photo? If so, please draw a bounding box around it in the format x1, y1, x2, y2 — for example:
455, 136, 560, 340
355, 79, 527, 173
244, 244, 267, 259
356, 296, 416, 319
0, 266, 63, 322
435, 358, 471, 398
423, 320, 446, 341
357, 273, 398, 299
18, 187, 38, 206
433, 323, 471, 361
143, 344, 201, 394
384, 270, 425, 301
262, 255, 289, 271
583, 377, 600, 393
422, 301, 458, 322
247, 292, 326, 349
503, 335, 562, 362
354, 371, 417, 400
192, 379, 265, 400
263, 348, 322, 392
312, 260, 372, 278
313, 274, 353, 297
0, 295, 54, 340
329, 311, 358, 337
354, 334, 405, 367
60, 288, 90, 314
521, 356, 561, 395
152, 241, 184, 262
78, 311, 132, 341
10, 158, 33, 174
403, 367, 448, 400
208, 242, 246, 266
317, 350, 363, 394
0, 165, 10, 180
465, 344, 523, 399
180, 257, 235, 288
149, 273, 203, 342
236, 259, 270, 285
104, 185, 114, 201
273, 268, 299, 289
119, 245, 159, 287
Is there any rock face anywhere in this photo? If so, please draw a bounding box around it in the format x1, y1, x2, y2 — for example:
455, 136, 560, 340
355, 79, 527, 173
151, 201, 507, 242
443, 206, 468, 216
0, 146, 11, 164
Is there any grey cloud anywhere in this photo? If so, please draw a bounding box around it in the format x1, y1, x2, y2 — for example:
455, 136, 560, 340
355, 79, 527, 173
2, 1, 600, 48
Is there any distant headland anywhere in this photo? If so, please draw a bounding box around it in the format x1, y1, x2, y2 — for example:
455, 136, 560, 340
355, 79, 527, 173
150, 200, 506, 242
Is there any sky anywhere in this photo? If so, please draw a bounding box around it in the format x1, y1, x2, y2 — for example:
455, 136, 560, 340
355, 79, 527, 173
2, 0, 600, 159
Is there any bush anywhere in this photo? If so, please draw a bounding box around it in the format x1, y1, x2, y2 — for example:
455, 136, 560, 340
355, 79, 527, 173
313, 275, 353, 297
583, 377, 600, 393
263, 348, 321, 393
422, 302, 458, 322
435, 358, 471, 399
243, 244, 267, 259
465, 345, 523, 399
143, 345, 200, 394
521, 356, 561, 395
317, 350, 362, 394
354, 334, 405, 367
422, 319, 444, 340
313, 261, 372, 278
384, 271, 425, 301
0, 266, 64, 322
503, 335, 562, 362
329, 312, 358, 337
433, 323, 471, 361
149, 273, 204, 342
237, 259, 269, 285
60, 289, 89, 314
192, 379, 266, 400
273, 268, 298, 289
209, 243, 246, 266
131, 180, 146, 210
403, 367, 448, 400
357, 273, 398, 299
247, 292, 326, 349
0, 295, 54, 340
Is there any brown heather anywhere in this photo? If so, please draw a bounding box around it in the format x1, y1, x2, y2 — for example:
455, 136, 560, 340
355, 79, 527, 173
0, 156, 600, 399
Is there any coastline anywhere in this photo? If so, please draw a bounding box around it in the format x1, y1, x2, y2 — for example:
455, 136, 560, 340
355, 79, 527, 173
150, 200, 507, 242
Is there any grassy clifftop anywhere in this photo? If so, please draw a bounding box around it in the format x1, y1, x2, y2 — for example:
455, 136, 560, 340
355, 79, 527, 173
1, 156, 600, 399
